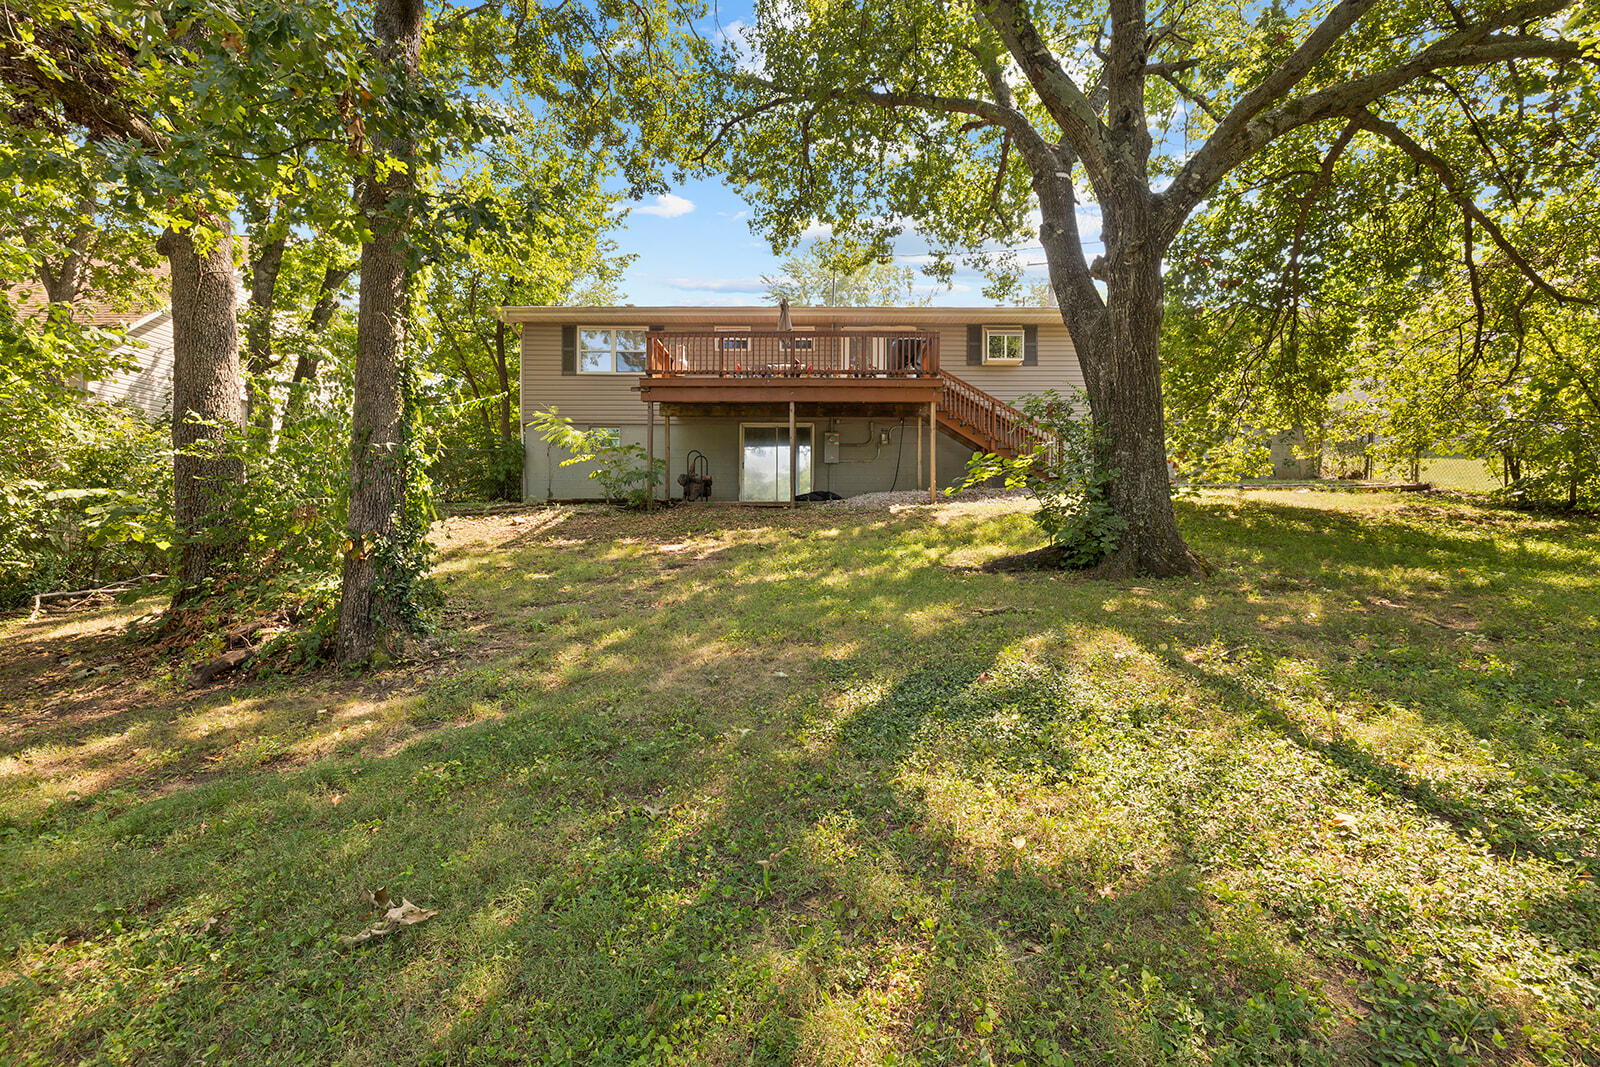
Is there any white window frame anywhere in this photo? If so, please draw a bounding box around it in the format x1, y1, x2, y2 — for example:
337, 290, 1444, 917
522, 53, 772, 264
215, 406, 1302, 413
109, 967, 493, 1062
578, 327, 648, 374
983, 327, 1025, 365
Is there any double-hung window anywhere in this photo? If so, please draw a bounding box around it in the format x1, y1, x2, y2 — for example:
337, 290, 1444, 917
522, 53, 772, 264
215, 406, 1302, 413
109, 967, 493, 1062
984, 327, 1024, 365
580, 328, 648, 373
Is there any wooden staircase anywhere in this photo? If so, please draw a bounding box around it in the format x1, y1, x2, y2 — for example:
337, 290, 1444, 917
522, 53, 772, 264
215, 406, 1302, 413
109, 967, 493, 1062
937, 370, 1055, 460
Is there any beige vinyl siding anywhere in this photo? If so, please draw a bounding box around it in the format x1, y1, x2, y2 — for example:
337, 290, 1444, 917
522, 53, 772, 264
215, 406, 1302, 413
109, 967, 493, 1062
930, 321, 1082, 404
86, 311, 175, 419
516, 309, 1084, 425
519, 324, 643, 425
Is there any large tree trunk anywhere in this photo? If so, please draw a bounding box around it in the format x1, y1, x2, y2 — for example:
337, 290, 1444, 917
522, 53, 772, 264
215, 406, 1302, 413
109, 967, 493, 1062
1039, 179, 1202, 578
1084, 235, 1198, 577
337, 0, 425, 665
157, 222, 244, 603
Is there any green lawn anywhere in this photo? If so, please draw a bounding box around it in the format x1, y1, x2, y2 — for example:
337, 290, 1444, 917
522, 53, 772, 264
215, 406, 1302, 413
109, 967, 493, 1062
2, 492, 1597, 1065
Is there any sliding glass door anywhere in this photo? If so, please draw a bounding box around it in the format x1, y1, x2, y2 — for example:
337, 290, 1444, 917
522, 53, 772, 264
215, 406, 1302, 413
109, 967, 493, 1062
740, 424, 813, 502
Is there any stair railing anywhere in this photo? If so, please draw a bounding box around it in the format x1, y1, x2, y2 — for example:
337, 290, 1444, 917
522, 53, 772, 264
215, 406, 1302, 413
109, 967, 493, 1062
938, 370, 1057, 465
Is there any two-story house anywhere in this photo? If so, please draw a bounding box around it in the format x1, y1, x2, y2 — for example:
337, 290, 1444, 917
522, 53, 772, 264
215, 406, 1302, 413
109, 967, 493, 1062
502, 305, 1084, 503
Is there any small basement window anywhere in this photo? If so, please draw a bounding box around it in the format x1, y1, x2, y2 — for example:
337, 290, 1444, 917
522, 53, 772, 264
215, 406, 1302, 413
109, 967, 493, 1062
984, 327, 1024, 364
579, 328, 647, 373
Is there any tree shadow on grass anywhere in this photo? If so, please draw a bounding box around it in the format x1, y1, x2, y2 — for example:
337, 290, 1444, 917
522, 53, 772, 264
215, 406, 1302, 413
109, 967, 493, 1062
6, 495, 1599, 1063
1170, 654, 1597, 871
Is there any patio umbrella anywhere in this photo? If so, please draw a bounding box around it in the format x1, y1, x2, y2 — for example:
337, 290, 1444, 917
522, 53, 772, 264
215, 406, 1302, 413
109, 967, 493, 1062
778, 297, 793, 332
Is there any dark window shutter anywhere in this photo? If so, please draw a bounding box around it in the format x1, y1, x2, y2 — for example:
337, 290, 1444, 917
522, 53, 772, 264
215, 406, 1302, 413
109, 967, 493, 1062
966, 324, 982, 365
1022, 325, 1039, 365
561, 325, 576, 375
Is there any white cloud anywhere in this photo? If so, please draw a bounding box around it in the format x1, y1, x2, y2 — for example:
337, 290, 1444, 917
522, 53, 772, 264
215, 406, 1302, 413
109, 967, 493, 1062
635, 194, 696, 219
662, 276, 768, 293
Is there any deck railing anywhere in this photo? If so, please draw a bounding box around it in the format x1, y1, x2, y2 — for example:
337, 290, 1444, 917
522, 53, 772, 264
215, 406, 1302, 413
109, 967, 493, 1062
647, 330, 940, 379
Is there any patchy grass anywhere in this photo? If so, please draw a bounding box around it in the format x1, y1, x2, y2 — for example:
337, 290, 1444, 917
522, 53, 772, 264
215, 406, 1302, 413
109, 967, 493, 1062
1, 491, 1597, 1066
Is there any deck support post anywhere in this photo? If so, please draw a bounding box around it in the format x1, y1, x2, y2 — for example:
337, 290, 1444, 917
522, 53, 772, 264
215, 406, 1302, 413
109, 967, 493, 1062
646, 399, 655, 512
928, 400, 937, 504
663, 411, 671, 506
916, 416, 923, 486
788, 400, 798, 507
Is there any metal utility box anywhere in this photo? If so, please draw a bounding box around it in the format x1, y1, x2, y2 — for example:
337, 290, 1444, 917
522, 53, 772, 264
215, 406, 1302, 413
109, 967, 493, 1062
823, 432, 840, 463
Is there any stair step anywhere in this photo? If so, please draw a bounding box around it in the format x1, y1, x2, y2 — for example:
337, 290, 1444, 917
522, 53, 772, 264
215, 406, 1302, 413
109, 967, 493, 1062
936, 368, 1053, 460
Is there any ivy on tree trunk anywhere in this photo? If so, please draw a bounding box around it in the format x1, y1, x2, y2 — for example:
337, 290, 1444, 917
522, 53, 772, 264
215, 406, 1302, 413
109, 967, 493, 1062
337, 0, 426, 665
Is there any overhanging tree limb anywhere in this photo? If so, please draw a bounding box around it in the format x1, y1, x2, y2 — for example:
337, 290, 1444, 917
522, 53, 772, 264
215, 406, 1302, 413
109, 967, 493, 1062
1354, 108, 1595, 307
972, 0, 1112, 191
1194, 0, 1381, 168
1160, 0, 1585, 238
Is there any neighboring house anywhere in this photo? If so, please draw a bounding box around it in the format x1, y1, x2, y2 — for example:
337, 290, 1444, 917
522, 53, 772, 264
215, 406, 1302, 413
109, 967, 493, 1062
84, 308, 175, 419
6, 280, 175, 420
502, 305, 1084, 503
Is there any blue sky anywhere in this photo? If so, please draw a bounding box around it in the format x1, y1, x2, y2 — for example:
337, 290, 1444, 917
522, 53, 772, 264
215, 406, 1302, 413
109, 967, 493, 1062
612, 173, 1101, 307
603, 6, 1104, 307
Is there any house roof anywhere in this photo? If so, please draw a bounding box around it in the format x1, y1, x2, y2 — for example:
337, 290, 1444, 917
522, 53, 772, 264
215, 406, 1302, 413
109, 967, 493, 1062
497, 304, 1067, 326
5, 270, 169, 328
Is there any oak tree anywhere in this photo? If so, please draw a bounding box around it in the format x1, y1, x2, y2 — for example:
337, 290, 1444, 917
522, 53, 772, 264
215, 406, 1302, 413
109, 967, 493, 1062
709, 0, 1594, 574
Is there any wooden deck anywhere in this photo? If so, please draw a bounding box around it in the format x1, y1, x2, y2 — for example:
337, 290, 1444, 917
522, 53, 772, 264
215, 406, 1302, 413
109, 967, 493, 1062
641, 329, 940, 405
637, 329, 1057, 506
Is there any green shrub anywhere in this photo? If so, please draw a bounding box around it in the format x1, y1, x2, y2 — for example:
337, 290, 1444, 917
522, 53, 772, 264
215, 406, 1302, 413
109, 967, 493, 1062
953, 389, 1125, 568
528, 407, 664, 508
0, 404, 172, 607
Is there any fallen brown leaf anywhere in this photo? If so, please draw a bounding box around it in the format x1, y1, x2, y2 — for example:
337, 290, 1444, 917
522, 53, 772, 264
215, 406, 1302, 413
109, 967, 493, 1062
341, 888, 439, 948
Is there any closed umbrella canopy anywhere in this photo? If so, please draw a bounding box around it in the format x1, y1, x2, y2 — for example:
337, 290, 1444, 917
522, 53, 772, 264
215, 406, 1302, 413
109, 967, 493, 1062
778, 297, 793, 332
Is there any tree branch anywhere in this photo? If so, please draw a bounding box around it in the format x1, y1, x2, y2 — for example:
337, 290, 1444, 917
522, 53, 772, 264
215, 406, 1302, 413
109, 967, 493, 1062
1105, 0, 1154, 171
1354, 109, 1594, 306
1157, 70, 1225, 122
1159, 0, 1584, 239
972, 0, 1112, 191
1275, 116, 1358, 311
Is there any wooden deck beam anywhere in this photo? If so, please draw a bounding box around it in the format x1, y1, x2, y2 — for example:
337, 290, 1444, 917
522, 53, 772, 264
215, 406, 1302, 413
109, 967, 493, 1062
640, 377, 941, 407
